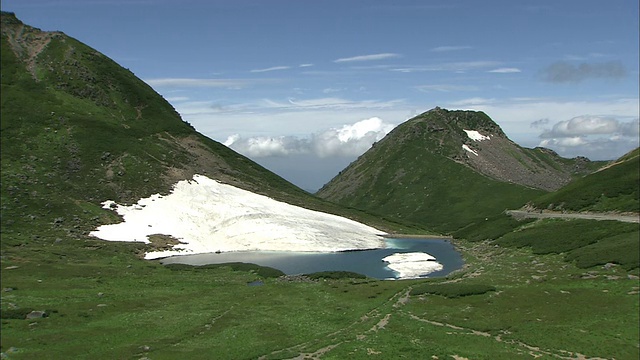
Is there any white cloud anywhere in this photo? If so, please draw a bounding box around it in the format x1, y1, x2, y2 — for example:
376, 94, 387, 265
334, 53, 401, 63
488, 67, 522, 73
534, 115, 639, 159
263, 97, 405, 111
162, 83, 638, 165
539, 115, 630, 138
223, 135, 309, 157
299, 63, 314, 67
250, 66, 291, 73
538, 136, 639, 160
430, 45, 472, 52
539, 137, 588, 147
391, 61, 502, 73
322, 88, 342, 94
223, 117, 396, 158
449, 97, 496, 106
415, 84, 478, 92
145, 78, 259, 89
312, 117, 395, 157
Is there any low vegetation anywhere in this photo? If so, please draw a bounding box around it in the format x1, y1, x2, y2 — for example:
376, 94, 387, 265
164, 262, 286, 278
530, 148, 639, 213
3, 230, 638, 359
1, 12, 638, 359
497, 219, 639, 270
409, 283, 496, 298
316, 108, 603, 234
305, 271, 368, 280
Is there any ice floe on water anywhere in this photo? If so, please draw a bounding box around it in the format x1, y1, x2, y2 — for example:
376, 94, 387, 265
90, 174, 386, 259
382, 252, 444, 279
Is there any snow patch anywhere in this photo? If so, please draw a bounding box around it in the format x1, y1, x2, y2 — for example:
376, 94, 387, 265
462, 144, 479, 156
463, 129, 490, 141
382, 252, 443, 279
90, 174, 386, 259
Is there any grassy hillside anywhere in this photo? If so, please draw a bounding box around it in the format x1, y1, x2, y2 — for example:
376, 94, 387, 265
529, 148, 640, 213
0, 11, 422, 243
316, 108, 601, 233
454, 148, 640, 271
321, 143, 543, 233
1, 12, 638, 359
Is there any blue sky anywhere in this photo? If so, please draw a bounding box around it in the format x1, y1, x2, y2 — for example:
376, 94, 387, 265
3, 0, 639, 190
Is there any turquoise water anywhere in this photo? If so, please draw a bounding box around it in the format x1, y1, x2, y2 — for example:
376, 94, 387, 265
159, 238, 464, 280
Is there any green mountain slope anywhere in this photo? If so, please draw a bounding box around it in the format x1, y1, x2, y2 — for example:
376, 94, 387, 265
529, 147, 640, 213
0, 11, 417, 253
1, 14, 637, 359
316, 107, 599, 233
455, 149, 640, 270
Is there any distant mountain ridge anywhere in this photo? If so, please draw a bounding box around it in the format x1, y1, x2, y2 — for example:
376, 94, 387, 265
527, 147, 639, 214
317, 107, 603, 232
383, 107, 595, 191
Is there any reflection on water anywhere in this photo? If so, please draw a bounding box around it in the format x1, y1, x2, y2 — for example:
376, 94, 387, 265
159, 238, 464, 280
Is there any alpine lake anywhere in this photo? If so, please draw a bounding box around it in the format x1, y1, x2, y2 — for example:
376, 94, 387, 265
158, 237, 464, 280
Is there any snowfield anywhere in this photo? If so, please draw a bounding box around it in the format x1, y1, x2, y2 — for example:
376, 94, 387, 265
90, 174, 387, 259
462, 144, 479, 156
463, 129, 490, 141
462, 129, 489, 156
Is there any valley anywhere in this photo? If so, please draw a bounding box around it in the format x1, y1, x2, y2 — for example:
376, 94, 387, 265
1, 11, 638, 360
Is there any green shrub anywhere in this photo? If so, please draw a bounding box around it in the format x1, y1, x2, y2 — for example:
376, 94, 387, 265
531, 152, 639, 213
410, 283, 496, 298
0, 308, 35, 320
305, 271, 367, 280
565, 231, 640, 270
453, 214, 533, 241
495, 219, 639, 270
165, 262, 285, 278
496, 220, 637, 254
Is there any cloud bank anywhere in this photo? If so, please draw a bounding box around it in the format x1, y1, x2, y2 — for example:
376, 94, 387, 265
224, 117, 396, 158
537, 115, 639, 160
539, 115, 637, 138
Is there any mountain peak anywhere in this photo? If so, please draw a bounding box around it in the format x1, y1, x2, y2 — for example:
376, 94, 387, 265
390, 108, 594, 190
317, 109, 602, 232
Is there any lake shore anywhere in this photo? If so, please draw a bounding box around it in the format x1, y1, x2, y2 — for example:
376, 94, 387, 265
383, 234, 453, 240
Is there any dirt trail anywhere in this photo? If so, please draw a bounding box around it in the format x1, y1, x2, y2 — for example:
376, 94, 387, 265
506, 210, 639, 223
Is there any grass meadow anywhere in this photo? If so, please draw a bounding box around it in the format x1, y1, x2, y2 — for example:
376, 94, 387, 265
1, 225, 638, 359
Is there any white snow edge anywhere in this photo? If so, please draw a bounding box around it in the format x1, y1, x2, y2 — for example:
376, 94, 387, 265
463, 129, 490, 141
382, 252, 443, 279
462, 144, 479, 156
90, 174, 387, 259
